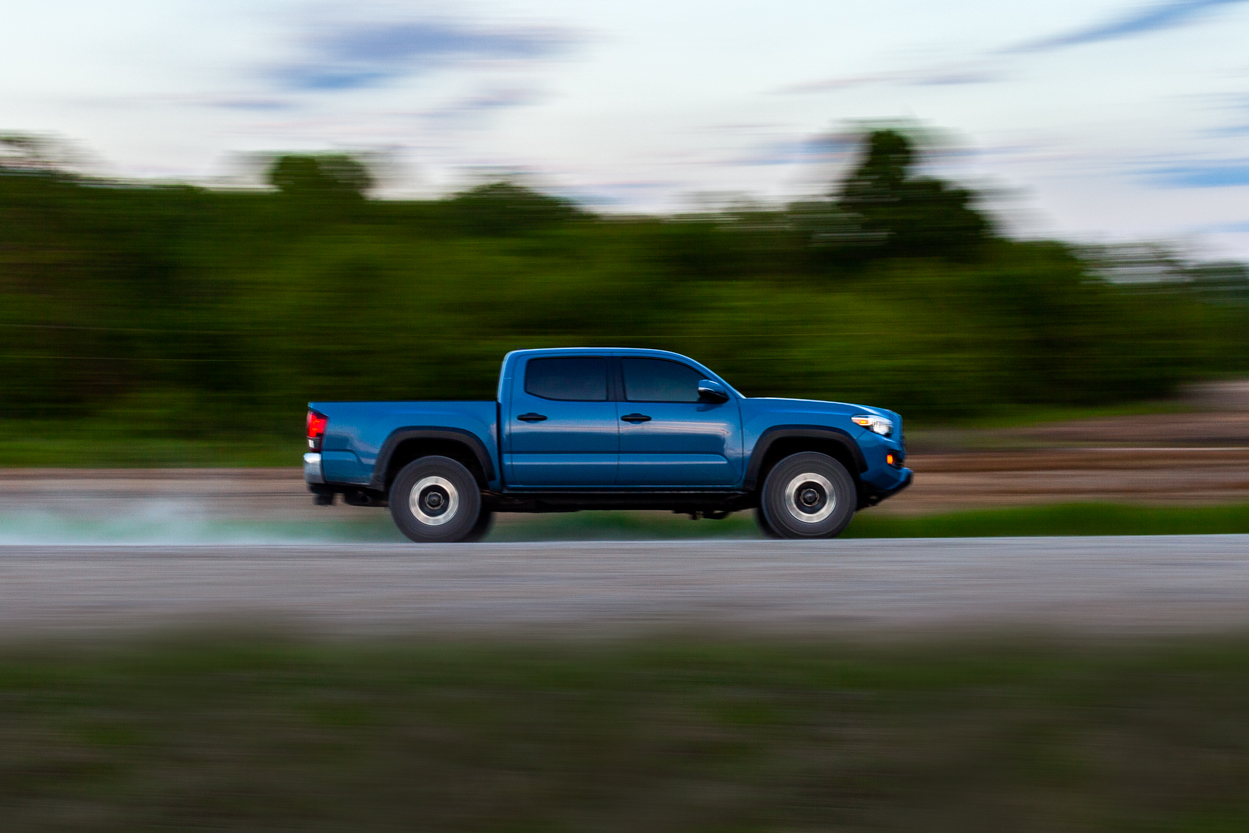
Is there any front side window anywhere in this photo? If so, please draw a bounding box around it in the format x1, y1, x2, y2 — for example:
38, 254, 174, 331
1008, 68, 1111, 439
524, 357, 609, 401
622, 358, 704, 403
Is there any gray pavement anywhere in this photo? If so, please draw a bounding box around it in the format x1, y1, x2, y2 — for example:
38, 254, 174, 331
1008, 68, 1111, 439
4, 536, 1249, 636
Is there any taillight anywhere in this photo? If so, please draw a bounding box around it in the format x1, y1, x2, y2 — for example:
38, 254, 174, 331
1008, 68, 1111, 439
306, 410, 327, 451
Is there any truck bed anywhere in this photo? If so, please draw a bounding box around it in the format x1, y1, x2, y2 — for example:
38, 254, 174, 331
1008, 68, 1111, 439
309, 401, 499, 487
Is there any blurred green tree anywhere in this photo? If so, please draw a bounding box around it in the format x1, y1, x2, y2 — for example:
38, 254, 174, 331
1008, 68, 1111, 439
1, 131, 1243, 447
833, 129, 991, 260
268, 154, 373, 201
447, 181, 585, 236
0, 133, 75, 175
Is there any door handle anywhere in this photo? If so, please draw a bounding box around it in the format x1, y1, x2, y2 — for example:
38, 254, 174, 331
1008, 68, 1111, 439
517, 413, 547, 422
620, 413, 652, 423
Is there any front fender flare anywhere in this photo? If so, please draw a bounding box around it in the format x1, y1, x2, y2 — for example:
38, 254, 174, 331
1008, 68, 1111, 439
742, 425, 867, 491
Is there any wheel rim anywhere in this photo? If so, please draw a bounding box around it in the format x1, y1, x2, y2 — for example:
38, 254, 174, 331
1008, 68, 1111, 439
783, 472, 835, 524
410, 475, 459, 526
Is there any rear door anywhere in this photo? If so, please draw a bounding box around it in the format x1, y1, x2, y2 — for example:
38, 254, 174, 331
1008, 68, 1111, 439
615, 357, 743, 486
505, 356, 619, 486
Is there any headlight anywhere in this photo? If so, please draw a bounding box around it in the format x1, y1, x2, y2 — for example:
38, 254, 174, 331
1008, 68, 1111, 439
852, 414, 893, 437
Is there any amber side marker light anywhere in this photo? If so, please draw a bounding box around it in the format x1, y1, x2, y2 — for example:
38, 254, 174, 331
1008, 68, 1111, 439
886, 453, 895, 466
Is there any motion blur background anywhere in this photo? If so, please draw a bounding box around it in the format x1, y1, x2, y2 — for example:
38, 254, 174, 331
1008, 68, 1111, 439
2, 0, 1248, 462
6, 4, 1249, 830
6, 126, 1247, 451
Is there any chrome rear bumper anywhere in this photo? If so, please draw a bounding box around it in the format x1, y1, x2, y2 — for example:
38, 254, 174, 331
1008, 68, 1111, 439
303, 452, 325, 484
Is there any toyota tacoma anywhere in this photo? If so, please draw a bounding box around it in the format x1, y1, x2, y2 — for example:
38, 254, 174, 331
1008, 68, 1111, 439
304, 348, 911, 541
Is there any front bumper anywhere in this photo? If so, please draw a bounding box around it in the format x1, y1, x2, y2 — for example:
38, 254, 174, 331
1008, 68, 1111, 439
860, 467, 912, 507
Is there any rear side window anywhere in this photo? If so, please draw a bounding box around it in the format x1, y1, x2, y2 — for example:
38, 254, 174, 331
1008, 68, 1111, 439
622, 358, 704, 402
524, 357, 609, 401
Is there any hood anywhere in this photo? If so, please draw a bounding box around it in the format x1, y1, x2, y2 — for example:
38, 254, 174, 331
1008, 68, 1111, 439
747, 397, 894, 418
744, 397, 903, 440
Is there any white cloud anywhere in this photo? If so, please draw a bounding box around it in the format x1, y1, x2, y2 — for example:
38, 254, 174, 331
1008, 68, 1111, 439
2, 0, 1249, 254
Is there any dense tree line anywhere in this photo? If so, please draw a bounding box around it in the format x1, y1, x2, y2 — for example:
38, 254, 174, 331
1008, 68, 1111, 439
1, 129, 1245, 438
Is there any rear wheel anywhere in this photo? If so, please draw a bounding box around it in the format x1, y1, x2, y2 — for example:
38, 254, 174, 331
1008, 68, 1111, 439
462, 510, 495, 543
754, 507, 780, 539
389, 456, 483, 543
759, 451, 856, 539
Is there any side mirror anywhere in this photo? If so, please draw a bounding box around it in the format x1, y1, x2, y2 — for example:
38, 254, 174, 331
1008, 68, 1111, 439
697, 379, 730, 404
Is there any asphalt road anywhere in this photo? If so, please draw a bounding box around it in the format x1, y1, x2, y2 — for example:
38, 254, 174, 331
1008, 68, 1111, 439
4, 536, 1249, 636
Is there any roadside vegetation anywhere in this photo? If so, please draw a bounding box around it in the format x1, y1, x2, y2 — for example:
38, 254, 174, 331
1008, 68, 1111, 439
3, 503, 1248, 544
3, 128, 1247, 466
845, 502, 1249, 538
5, 634, 1249, 831
487, 503, 1249, 541
433, 501, 1249, 540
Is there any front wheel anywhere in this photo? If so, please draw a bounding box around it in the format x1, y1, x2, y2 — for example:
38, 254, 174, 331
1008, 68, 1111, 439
389, 456, 483, 543
759, 451, 856, 539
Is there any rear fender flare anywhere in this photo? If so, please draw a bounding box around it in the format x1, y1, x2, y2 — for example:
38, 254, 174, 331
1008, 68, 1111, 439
369, 427, 497, 491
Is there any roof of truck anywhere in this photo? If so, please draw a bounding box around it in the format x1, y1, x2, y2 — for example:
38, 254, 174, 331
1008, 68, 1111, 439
503, 347, 694, 359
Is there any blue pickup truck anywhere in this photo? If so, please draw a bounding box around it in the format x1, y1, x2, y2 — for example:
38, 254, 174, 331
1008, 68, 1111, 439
304, 348, 911, 541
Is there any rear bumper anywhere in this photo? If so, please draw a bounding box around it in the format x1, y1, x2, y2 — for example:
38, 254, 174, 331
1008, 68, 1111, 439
305, 454, 386, 507
303, 452, 325, 485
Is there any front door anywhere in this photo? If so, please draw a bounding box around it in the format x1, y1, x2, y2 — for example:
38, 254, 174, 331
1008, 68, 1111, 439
506, 356, 619, 486
615, 357, 742, 486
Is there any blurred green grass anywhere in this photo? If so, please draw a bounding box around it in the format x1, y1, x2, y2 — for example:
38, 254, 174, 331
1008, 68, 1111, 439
4, 502, 1248, 544
494, 502, 1249, 540
4, 634, 1249, 831
843, 502, 1249, 538
0, 421, 300, 467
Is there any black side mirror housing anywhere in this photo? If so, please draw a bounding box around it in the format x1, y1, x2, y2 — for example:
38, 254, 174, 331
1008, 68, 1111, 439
697, 379, 730, 404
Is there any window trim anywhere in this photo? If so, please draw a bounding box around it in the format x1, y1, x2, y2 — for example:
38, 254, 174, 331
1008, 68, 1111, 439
522, 356, 611, 402
619, 357, 708, 404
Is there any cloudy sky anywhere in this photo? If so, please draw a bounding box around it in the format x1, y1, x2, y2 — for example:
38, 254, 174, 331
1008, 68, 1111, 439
3, 0, 1248, 256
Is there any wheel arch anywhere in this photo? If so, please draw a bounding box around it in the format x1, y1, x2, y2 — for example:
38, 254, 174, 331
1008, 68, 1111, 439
371, 428, 495, 492
743, 426, 867, 494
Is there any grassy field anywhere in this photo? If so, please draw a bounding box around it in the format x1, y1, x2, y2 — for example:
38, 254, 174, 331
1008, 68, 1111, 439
0, 421, 300, 468
3, 502, 1249, 544
4, 634, 1249, 831
844, 502, 1249, 538
492, 502, 1249, 541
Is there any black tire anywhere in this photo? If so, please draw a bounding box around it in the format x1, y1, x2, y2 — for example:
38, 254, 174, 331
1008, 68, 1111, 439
759, 451, 856, 539
462, 510, 495, 543
389, 456, 483, 543
754, 507, 780, 539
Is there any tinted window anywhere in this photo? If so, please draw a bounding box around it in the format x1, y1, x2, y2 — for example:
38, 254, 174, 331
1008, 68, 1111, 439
524, 357, 609, 401
622, 358, 704, 402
